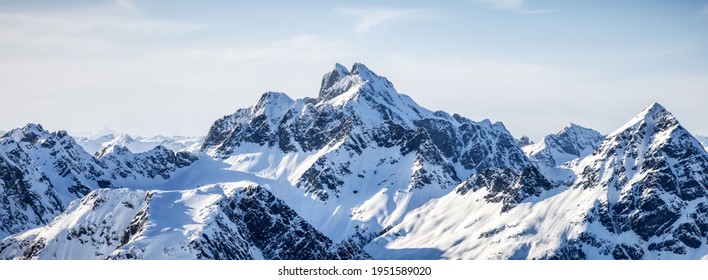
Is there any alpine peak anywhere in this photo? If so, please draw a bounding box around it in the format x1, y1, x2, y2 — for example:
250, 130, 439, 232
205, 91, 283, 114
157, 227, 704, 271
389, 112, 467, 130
333, 63, 350, 76
638, 102, 671, 119
20, 123, 49, 137
318, 63, 395, 101
319, 63, 353, 100
350, 62, 371, 75
609, 102, 676, 137
5, 123, 51, 143
564, 123, 580, 129
22, 123, 45, 132
255, 91, 293, 108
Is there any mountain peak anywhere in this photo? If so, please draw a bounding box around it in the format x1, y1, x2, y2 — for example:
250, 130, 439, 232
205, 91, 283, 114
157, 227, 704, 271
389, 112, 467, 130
524, 122, 604, 167
22, 123, 46, 134
350, 63, 385, 85
516, 135, 534, 147
319, 64, 353, 100
318, 63, 395, 101
256, 91, 293, 105
350, 62, 370, 75
559, 123, 599, 135
564, 123, 580, 129
115, 133, 135, 143
639, 102, 669, 118
5, 123, 52, 143
610, 102, 676, 137
333, 63, 350, 76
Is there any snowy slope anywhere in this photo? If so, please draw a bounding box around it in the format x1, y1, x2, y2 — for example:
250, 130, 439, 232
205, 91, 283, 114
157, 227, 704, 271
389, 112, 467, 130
0, 124, 199, 238
73, 134, 115, 155
523, 123, 603, 167
1, 64, 705, 260
76, 133, 204, 155
1, 124, 103, 238
521, 123, 604, 186
0, 183, 369, 260
367, 103, 708, 259
200, 63, 544, 242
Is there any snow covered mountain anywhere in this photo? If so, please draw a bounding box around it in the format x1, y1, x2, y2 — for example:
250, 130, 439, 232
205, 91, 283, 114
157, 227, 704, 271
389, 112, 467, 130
75, 133, 204, 155
519, 124, 604, 186
0, 124, 198, 238
367, 103, 707, 259
0, 183, 368, 260
565, 103, 708, 258
516, 135, 534, 147
0, 64, 705, 260
73, 134, 115, 155
200, 63, 548, 241
523, 123, 604, 167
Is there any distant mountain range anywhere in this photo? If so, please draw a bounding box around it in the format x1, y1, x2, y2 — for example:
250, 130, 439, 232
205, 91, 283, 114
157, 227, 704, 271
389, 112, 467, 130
74, 133, 204, 156
1, 64, 706, 259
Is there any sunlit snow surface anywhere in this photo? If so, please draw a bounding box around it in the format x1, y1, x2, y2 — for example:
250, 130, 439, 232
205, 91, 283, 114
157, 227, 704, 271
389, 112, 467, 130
75, 133, 204, 155
369, 103, 708, 259
1, 65, 706, 260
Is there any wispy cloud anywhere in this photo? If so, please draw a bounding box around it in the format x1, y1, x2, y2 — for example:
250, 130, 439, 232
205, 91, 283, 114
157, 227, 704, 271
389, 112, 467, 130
701, 4, 708, 17
0, 4, 200, 56
475, 0, 560, 15
476, 0, 524, 10
112, 0, 141, 13
335, 7, 439, 34
517, 9, 562, 15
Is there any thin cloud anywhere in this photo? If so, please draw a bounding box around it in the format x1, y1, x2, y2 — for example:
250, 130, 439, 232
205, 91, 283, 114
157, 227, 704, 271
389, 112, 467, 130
335, 7, 439, 34
701, 4, 708, 17
0, 6, 201, 55
517, 9, 562, 15
476, 1, 560, 15
113, 0, 141, 12
477, 0, 524, 10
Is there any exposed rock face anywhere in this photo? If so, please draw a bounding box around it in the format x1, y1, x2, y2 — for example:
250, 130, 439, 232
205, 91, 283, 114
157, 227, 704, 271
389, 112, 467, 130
0, 124, 198, 238
0, 185, 369, 260
1, 64, 706, 260
516, 135, 534, 147
199, 63, 549, 242
524, 123, 604, 167
569, 103, 708, 253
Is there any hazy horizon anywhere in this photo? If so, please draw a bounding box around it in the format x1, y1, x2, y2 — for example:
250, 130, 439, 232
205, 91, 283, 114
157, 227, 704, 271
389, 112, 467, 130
1, 0, 707, 141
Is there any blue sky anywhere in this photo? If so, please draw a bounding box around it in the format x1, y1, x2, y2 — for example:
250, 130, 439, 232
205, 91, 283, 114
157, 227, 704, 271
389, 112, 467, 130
1, 0, 707, 140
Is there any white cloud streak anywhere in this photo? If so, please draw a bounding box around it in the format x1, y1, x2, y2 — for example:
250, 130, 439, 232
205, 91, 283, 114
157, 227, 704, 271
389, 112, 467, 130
335, 7, 439, 34
477, 0, 524, 10
0, 4, 200, 56
517, 9, 562, 15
